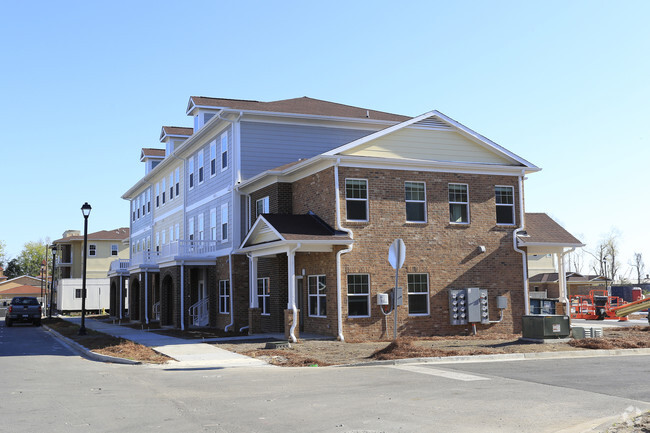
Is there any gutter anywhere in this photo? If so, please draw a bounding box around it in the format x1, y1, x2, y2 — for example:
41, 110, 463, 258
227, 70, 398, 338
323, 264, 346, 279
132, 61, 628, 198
288, 243, 301, 343
334, 159, 354, 342
513, 171, 529, 315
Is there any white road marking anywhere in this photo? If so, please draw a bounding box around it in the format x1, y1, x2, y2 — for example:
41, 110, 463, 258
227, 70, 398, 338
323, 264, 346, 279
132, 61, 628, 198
392, 364, 490, 381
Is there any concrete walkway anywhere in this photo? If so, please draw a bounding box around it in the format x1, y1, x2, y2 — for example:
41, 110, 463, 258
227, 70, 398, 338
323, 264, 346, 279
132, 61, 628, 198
60, 317, 275, 368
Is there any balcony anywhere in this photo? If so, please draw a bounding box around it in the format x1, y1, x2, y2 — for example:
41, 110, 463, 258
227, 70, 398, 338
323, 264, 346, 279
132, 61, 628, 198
124, 239, 220, 269
109, 259, 130, 272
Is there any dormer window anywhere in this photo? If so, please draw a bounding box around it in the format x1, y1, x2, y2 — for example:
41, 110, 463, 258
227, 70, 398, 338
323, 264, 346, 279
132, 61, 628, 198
193, 111, 218, 131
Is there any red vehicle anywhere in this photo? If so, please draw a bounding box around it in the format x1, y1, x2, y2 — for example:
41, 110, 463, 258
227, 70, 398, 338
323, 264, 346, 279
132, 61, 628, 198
570, 290, 626, 321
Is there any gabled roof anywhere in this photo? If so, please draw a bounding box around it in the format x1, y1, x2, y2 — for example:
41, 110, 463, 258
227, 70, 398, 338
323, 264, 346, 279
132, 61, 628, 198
0, 275, 44, 288
529, 272, 608, 284
160, 126, 193, 141
240, 213, 352, 250
53, 227, 129, 243
140, 148, 165, 161
186, 96, 409, 122
519, 213, 583, 247
0, 285, 42, 296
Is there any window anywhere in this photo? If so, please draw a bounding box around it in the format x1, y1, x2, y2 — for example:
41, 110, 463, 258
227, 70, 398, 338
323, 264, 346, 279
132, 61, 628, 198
147, 190, 151, 213
495, 186, 515, 225
146, 237, 151, 251
175, 168, 180, 196
175, 224, 179, 242
132, 201, 136, 222
219, 280, 230, 314
308, 275, 327, 317
345, 179, 368, 221
221, 133, 228, 170
136, 197, 140, 219
89, 244, 96, 256
448, 183, 469, 224
111, 244, 118, 256
256, 196, 269, 219
405, 181, 426, 222
141, 194, 145, 216
189, 158, 194, 189
169, 173, 174, 200
210, 141, 217, 177
188, 218, 194, 241
161, 179, 166, 204
257, 278, 270, 315
75, 289, 83, 299
156, 183, 160, 208
221, 204, 228, 241
169, 227, 173, 243
347, 274, 370, 317
198, 213, 204, 240
210, 208, 217, 240
198, 151, 204, 184
407, 274, 429, 315
155, 233, 160, 251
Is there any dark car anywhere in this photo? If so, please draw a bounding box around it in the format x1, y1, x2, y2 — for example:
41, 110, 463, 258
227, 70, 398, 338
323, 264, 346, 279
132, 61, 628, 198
5, 297, 42, 327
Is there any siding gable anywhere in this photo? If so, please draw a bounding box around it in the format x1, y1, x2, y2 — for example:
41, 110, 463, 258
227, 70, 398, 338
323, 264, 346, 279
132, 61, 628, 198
341, 127, 515, 165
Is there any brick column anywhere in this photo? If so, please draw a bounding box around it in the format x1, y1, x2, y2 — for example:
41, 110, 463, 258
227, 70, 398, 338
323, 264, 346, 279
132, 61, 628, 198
248, 308, 261, 335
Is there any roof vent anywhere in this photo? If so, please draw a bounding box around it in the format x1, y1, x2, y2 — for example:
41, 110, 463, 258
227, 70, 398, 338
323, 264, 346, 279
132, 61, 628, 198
366, 110, 370, 118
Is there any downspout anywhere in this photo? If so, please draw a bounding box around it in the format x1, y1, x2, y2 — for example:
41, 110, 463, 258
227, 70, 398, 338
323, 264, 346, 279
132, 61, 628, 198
180, 261, 185, 331
559, 247, 576, 317
334, 159, 354, 342
288, 243, 301, 343
513, 171, 529, 315
224, 253, 235, 332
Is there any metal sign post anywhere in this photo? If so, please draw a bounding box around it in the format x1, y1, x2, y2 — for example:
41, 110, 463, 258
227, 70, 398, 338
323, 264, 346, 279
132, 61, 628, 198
388, 239, 406, 340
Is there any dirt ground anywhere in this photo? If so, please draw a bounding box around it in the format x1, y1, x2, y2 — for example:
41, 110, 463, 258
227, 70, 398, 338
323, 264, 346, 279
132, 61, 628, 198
217, 327, 650, 367
605, 411, 650, 433
43, 318, 171, 364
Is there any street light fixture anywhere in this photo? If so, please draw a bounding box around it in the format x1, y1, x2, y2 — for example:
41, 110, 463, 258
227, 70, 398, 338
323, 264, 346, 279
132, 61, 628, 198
50, 245, 57, 318
79, 202, 92, 336
40, 263, 45, 312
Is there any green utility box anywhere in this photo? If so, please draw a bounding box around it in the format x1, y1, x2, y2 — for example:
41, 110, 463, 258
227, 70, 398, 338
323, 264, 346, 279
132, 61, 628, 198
522, 315, 570, 339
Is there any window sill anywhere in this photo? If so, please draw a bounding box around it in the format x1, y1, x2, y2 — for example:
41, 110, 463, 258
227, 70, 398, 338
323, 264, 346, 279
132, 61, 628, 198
308, 315, 327, 319
348, 315, 370, 319
408, 313, 430, 317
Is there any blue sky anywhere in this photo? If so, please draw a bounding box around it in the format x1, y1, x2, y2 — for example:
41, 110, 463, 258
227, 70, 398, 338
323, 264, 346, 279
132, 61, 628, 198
2, 1, 649, 279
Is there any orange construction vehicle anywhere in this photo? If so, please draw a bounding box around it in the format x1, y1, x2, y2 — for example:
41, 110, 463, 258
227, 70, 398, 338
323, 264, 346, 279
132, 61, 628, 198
570, 289, 650, 321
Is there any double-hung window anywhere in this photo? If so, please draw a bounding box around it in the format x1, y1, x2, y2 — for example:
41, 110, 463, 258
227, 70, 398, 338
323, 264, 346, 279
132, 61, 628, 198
175, 224, 179, 242
347, 274, 370, 317
221, 204, 228, 241
141, 194, 145, 217
405, 181, 426, 222
198, 151, 204, 184
345, 179, 368, 221
161, 179, 166, 205
257, 277, 270, 315
89, 244, 96, 256
308, 275, 327, 317
495, 186, 515, 225
189, 158, 194, 189
169, 226, 173, 243
210, 141, 217, 177
210, 208, 217, 241
111, 244, 118, 256
155, 233, 160, 251
136, 197, 140, 219
161, 230, 166, 246
156, 183, 160, 208
221, 133, 228, 171
198, 213, 204, 240
219, 280, 230, 314
407, 273, 429, 315
448, 183, 469, 224
146, 190, 151, 213
256, 196, 269, 219
169, 173, 174, 200
188, 218, 194, 241
132, 201, 136, 222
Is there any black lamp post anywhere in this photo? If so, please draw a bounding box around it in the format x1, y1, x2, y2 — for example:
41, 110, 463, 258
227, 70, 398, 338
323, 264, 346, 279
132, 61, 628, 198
50, 245, 57, 318
79, 202, 92, 335
40, 263, 45, 310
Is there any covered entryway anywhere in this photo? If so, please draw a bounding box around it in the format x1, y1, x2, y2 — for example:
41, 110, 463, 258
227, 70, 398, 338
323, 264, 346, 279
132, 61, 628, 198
161, 274, 175, 326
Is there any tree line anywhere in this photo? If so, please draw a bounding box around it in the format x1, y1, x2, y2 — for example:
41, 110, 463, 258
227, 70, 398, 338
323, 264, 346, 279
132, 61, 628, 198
0, 239, 52, 280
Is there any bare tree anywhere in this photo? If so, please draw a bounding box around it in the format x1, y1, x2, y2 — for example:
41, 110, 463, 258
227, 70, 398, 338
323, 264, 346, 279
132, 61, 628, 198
590, 231, 621, 282
630, 252, 645, 285
567, 248, 585, 273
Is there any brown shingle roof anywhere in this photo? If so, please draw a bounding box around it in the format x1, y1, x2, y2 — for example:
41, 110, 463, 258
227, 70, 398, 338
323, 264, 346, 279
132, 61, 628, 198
53, 227, 129, 243
141, 148, 165, 158
262, 213, 351, 242
188, 96, 409, 122
161, 126, 193, 136
522, 213, 583, 246
0, 285, 42, 296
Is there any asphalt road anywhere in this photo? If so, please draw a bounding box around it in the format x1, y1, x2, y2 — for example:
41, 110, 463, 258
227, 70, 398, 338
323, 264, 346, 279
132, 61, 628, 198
1, 318, 648, 433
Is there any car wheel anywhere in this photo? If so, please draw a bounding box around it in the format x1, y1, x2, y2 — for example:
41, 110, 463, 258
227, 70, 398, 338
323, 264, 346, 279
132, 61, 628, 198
5, 319, 12, 327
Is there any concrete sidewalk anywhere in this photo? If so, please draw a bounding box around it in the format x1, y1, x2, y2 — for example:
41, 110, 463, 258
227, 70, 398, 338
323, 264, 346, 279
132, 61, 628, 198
60, 317, 274, 368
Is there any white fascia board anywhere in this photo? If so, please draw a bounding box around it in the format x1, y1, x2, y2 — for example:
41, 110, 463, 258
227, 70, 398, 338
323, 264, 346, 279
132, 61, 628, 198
240, 112, 397, 130
518, 241, 585, 248
240, 215, 286, 249
431, 111, 539, 170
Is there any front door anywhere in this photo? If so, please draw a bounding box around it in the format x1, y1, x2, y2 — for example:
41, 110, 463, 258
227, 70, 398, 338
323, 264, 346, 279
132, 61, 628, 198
296, 277, 304, 332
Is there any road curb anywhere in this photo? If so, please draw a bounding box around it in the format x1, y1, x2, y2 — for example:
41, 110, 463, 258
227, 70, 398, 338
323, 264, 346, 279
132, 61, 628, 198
43, 324, 141, 365
336, 347, 650, 368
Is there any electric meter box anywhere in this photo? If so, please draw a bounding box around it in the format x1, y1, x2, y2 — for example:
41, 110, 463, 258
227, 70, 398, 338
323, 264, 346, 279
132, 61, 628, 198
449, 288, 489, 325
377, 293, 389, 306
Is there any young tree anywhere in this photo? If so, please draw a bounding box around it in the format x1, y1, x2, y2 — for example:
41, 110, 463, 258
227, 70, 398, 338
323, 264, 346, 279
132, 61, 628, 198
17, 241, 49, 277
630, 253, 645, 285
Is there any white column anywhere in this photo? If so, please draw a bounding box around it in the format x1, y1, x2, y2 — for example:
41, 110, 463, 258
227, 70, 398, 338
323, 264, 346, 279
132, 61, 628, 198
249, 256, 258, 308
558, 251, 568, 302
287, 250, 296, 310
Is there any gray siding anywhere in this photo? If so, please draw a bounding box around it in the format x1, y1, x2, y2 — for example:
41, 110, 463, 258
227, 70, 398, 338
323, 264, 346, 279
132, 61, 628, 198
186, 126, 232, 205
240, 122, 374, 179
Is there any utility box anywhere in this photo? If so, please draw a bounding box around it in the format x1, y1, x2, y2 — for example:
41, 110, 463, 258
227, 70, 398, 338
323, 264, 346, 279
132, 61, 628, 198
496, 296, 508, 310
377, 293, 389, 306
449, 288, 489, 325
522, 315, 570, 339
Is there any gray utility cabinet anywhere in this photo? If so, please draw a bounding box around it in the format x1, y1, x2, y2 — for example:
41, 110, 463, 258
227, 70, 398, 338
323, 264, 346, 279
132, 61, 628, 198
521, 315, 570, 339
449, 288, 489, 325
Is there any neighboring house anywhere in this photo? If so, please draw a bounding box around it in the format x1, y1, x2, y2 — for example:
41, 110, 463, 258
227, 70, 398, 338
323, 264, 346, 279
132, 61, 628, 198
111, 96, 578, 340
1, 285, 43, 301
0, 276, 47, 301
53, 228, 129, 313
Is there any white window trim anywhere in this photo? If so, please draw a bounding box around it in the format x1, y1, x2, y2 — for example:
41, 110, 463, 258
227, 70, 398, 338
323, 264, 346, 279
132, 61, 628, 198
345, 178, 369, 222
175, 167, 180, 197
219, 280, 230, 314
220, 133, 228, 172
308, 274, 327, 318
169, 173, 174, 201
405, 181, 427, 223
347, 274, 370, 318
221, 203, 228, 242
189, 158, 195, 190
198, 151, 205, 185
407, 273, 430, 316
88, 244, 97, 256
155, 183, 160, 208
210, 208, 217, 241
198, 213, 204, 241
161, 178, 166, 205
111, 244, 118, 256
448, 183, 470, 225
256, 196, 269, 219
257, 277, 270, 316
495, 185, 516, 226
210, 141, 217, 178
188, 217, 194, 241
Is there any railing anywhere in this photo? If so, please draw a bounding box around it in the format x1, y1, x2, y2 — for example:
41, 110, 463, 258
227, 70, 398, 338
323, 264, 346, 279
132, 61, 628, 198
131, 250, 161, 267
189, 297, 209, 327
153, 301, 161, 322
109, 259, 130, 272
